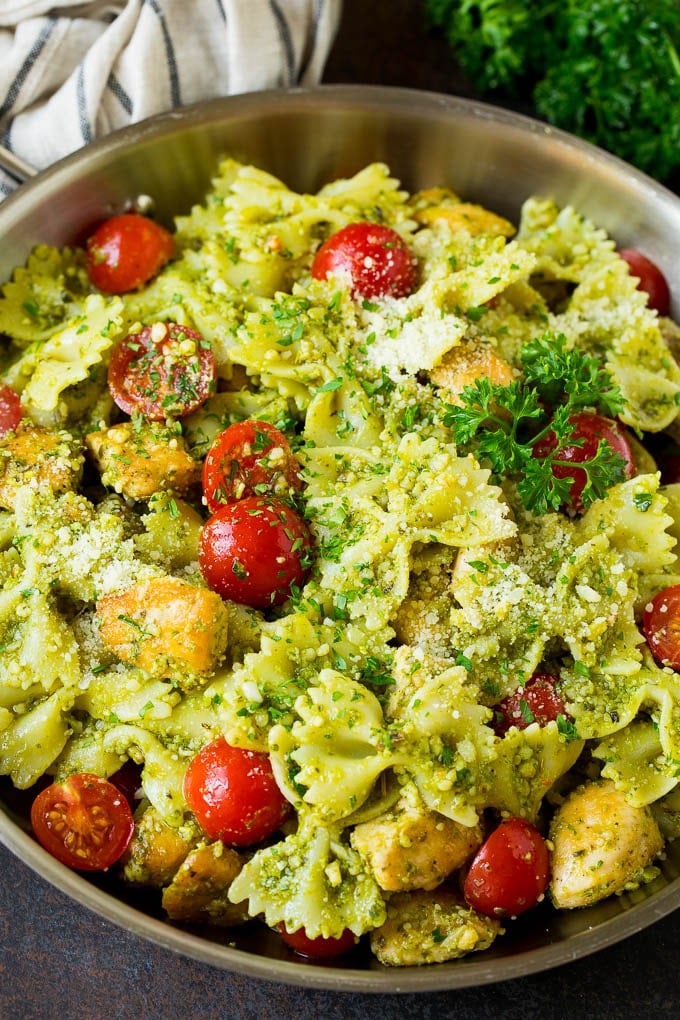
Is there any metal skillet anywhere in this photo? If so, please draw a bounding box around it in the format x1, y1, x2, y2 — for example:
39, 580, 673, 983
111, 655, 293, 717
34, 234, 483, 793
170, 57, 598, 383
0, 85, 678, 992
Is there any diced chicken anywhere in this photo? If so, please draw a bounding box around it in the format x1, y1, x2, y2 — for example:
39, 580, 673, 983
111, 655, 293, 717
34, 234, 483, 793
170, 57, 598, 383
121, 805, 200, 888
96, 576, 229, 680
85, 421, 201, 501
430, 343, 515, 405
549, 779, 664, 909
161, 841, 249, 927
415, 199, 516, 238
351, 799, 482, 892
393, 545, 457, 653
370, 888, 501, 966
0, 425, 83, 510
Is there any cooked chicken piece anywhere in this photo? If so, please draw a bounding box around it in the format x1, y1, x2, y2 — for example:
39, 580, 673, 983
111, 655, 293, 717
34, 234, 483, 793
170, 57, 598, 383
430, 343, 515, 405
96, 575, 229, 680
86, 421, 200, 501
121, 805, 200, 887
549, 779, 664, 909
351, 798, 482, 892
370, 888, 501, 967
393, 544, 457, 654
415, 199, 516, 239
162, 841, 249, 927
0, 425, 83, 510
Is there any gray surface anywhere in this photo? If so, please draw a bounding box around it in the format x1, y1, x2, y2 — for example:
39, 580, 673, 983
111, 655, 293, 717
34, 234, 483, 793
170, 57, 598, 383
2, 838, 679, 1019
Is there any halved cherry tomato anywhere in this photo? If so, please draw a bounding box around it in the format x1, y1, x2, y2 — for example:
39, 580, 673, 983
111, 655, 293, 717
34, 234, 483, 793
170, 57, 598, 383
492, 672, 568, 737
30, 773, 134, 871
276, 924, 357, 958
619, 248, 671, 317
108, 322, 216, 419
183, 737, 290, 846
311, 222, 418, 299
202, 420, 302, 513
463, 817, 550, 917
532, 411, 635, 511
643, 584, 680, 670
199, 496, 312, 608
0, 383, 22, 437
86, 213, 175, 294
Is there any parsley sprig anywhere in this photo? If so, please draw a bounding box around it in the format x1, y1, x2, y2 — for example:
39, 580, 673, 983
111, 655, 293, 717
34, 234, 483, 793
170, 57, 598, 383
425, 0, 680, 182
443, 333, 629, 515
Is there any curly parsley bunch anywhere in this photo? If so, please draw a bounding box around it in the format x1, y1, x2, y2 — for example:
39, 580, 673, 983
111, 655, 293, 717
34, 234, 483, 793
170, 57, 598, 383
425, 0, 680, 181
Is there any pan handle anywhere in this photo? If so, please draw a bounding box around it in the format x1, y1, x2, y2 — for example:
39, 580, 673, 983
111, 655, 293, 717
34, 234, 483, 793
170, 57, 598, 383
0, 144, 37, 184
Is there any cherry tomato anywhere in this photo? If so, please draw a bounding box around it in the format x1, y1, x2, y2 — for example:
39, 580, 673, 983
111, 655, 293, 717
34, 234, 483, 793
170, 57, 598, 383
492, 672, 568, 737
276, 924, 357, 958
311, 222, 418, 299
463, 817, 550, 917
30, 773, 134, 871
199, 496, 312, 608
532, 411, 635, 511
183, 737, 290, 846
86, 213, 175, 294
619, 248, 671, 317
643, 584, 680, 670
202, 420, 302, 513
108, 322, 216, 420
0, 382, 22, 436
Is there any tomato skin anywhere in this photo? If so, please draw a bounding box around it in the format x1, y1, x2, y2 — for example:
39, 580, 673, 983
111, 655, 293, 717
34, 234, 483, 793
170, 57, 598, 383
492, 672, 567, 737
643, 585, 680, 670
183, 737, 290, 846
619, 248, 671, 317
276, 924, 357, 958
463, 817, 550, 917
86, 213, 175, 294
199, 496, 312, 608
202, 420, 302, 513
0, 383, 22, 437
311, 222, 418, 299
532, 411, 635, 511
108, 322, 216, 419
30, 773, 134, 871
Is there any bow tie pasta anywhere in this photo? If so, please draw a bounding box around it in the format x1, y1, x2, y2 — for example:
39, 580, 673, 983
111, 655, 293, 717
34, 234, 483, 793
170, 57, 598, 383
0, 158, 679, 967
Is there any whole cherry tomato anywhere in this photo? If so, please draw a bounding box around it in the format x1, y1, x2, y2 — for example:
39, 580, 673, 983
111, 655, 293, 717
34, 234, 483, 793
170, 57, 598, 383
199, 496, 312, 608
30, 773, 134, 871
492, 672, 568, 737
643, 584, 680, 670
276, 924, 357, 958
311, 222, 418, 299
532, 411, 635, 511
86, 213, 175, 294
0, 382, 22, 437
463, 817, 550, 917
619, 248, 671, 317
183, 737, 290, 846
108, 322, 216, 419
202, 419, 302, 513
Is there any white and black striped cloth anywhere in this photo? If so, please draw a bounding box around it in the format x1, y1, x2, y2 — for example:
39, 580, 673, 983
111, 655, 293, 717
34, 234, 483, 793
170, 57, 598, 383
0, 0, 342, 198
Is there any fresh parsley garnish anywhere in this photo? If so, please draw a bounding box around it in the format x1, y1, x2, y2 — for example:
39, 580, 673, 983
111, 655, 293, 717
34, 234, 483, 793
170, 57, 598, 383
443, 333, 628, 515
424, 0, 680, 181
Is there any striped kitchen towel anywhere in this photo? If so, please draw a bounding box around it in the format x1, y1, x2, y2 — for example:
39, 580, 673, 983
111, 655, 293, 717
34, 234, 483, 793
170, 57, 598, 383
0, 0, 342, 197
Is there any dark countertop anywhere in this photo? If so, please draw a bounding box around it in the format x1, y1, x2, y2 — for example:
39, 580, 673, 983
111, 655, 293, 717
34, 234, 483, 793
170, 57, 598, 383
2, 3, 679, 1018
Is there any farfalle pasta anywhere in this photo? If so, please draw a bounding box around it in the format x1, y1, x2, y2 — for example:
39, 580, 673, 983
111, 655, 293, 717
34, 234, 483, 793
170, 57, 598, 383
0, 158, 679, 966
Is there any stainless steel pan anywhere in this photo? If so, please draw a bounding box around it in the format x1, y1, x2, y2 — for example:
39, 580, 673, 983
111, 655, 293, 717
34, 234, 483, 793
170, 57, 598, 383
0, 85, 678, 992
